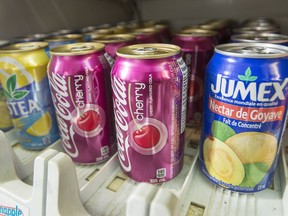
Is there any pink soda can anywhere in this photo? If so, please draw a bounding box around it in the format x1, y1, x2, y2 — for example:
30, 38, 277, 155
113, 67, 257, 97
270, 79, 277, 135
93, 34, 136, 66
111, 44, 188, 183
172, 28, 218, 126
48, 42, 116, 164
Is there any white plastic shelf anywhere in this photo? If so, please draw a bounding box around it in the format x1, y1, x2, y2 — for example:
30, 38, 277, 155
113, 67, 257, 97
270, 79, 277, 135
1, 127, 288, 216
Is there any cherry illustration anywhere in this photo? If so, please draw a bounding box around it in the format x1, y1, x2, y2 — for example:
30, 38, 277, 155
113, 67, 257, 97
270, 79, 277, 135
77, 110, 100, 132
133, 125, 160, 149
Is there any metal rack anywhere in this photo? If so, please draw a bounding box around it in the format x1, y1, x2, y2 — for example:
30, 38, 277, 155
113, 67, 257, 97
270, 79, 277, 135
0, 127, 287, 216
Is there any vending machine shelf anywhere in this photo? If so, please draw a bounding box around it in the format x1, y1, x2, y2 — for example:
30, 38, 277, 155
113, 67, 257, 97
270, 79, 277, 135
1, 127, 288, 216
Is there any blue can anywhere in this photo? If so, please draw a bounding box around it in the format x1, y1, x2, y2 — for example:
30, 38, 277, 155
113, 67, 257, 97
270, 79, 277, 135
199, 43, 288, 192
45, 34, 83, 49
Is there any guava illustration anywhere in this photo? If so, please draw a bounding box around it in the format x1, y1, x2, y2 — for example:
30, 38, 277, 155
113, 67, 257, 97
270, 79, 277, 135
212, 120, 236, 142
203, 136, 245, 185
240, 162, 268, 187
225, 132, 277, 167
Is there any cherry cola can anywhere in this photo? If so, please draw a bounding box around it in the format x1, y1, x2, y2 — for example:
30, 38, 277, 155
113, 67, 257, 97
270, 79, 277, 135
172, 29, 218, 126
111, 44, 188, 183
48, 42, 116, 164
93, 34, 136, 66
200, 43, 288, 192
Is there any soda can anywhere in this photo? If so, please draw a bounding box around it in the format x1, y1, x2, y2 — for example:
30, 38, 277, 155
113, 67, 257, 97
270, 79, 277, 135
111, 44, 188, 183
0, 42, 59, 149
172, 29, 218, 126
93, 34, 136, 66
233, 26, 280, 35
45, 34, 83, 49
130, 27, 162, 43
83, 29, 115, 42
198, 22, 231, 44
154, 24, 172, 43
0, 84, 13, 132
13, 34, 49, 44
49, 29, 77, 37
0, 40, 10, 48
48, 42, 116, 164
231, 33, 288, 46
200, 43, 288, 192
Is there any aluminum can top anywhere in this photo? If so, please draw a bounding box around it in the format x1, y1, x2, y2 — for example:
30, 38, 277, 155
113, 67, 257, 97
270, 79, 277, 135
49, 29, 77, 37
93, 34, 135, 44
50, 42, 105, 56
178, 28, 218, 37
233, 26, 280, 34
0, 40, 10, 47
45, 34, 83, 42
131, 27, 160, 35
231, 33, 288, 44
0, 42, 48, 53
116, 43, 181, 59
215, 43, 288, 58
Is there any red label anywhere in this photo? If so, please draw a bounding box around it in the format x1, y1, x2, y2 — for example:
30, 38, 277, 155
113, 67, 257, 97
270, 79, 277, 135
209, 97, 284, 123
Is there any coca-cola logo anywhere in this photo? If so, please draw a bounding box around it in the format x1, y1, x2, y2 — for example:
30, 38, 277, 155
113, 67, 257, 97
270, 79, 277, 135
112, 76, 131, 172
48, 72, 79, 158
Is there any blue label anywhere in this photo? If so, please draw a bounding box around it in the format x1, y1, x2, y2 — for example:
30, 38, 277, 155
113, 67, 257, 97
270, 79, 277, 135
5, 75, 59, 149
199, 53, 288, 192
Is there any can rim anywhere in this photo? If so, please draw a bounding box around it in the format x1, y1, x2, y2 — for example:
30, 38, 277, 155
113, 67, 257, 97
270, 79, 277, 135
0, 42, 48, 53
116, 43, 181, 59
50, 42, 105, 56
92, 34, 135, 43
177, 28, 218, 37
45, 34, 82, 42
215, 43, 288, 58
231, 33, 288, 44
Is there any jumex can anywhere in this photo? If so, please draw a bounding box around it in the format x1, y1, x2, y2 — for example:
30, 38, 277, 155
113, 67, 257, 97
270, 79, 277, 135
0, 42, 59, 149
48, 43, 116, 164
111, 44, 188, 183
93, 34, 136, 66
172, 29, 218, 126
200, 43, 288, 192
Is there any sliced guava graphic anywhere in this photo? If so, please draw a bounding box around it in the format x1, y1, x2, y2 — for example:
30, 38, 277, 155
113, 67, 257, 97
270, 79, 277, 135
203, 137, 245, 185
225, 132, 277, 167
240, 162, 268, 187
133, 125, 160, 148
212, 120, 236, 142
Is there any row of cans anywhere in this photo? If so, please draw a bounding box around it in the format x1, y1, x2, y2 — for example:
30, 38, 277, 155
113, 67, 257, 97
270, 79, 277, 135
0, 41, 188, 183
1, 18, 288, 191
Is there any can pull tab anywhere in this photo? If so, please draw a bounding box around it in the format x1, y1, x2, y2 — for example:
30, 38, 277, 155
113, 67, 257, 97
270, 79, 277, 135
70, 45, 92, 52
132, 47, 157, 55
253, 36, 269, 41
241, 46, 274, 54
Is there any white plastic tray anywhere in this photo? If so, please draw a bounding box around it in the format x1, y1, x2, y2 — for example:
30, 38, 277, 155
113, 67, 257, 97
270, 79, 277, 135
0, 127, 288, 216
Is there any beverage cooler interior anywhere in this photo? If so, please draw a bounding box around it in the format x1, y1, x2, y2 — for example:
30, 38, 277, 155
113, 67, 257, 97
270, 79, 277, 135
1, 0, 288, 216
